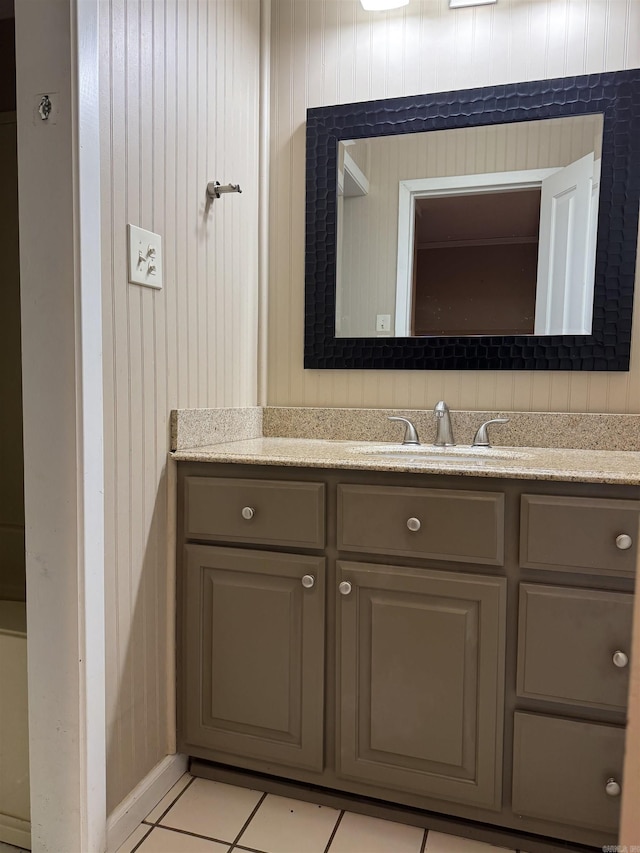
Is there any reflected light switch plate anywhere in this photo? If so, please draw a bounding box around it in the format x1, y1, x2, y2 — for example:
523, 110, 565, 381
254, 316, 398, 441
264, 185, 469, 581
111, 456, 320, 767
128, 224, 163, 289
376, 314, 392, 333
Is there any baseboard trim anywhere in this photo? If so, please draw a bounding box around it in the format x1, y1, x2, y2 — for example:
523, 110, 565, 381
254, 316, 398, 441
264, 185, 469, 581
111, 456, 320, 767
0, 811, 31, 850
106, 753, 188, 853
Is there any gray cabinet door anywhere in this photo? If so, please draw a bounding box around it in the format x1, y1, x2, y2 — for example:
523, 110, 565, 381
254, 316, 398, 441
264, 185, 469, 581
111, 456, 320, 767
182, 544, 325, 770
512, 712, 625, 835
517, 583, 633, 711
337, 561, 506, 810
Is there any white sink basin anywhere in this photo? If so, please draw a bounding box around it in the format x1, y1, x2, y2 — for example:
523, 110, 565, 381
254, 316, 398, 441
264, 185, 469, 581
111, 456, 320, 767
352, 444, 529, 462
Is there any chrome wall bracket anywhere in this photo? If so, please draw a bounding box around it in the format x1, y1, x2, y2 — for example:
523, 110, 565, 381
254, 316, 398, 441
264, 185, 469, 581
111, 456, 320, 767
38, 95, 52, 121
206, 181, 242, 202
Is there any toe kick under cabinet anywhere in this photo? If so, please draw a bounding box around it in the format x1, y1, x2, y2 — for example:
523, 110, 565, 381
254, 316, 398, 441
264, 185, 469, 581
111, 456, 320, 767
177, 463, 638, 851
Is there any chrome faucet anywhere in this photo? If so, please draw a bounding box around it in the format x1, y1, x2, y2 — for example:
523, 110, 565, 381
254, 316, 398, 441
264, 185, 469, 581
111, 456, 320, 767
388, 416, 420, 445
433, 401, 455, 446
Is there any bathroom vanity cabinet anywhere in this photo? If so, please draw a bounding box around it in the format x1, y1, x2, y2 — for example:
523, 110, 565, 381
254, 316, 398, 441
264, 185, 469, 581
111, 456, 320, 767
176, 462, 636, 851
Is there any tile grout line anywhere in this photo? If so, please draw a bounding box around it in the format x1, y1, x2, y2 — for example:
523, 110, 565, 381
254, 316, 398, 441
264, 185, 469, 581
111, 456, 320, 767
140, 822, 238, 847
420, 827, 428, 853
127, 773, 195, 851
323, 809, 345, 853
127, 825, 153, 853
147, 773, 197, 826
228, 791, 269, 851
233, 846, 271, 853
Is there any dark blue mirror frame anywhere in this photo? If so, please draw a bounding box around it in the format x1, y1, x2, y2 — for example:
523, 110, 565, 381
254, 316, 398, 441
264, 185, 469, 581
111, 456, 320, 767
304, 69, 640, 370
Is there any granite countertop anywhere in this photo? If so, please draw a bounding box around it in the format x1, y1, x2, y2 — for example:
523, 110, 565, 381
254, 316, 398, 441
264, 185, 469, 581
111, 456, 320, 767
171, 436, 640, 485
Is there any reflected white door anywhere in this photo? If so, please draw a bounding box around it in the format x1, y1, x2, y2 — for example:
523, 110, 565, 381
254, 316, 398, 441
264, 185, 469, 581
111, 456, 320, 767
535, 153, 597, 335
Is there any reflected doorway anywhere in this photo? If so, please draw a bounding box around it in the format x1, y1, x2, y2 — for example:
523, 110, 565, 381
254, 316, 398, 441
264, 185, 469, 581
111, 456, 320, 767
412, 189, 541, 336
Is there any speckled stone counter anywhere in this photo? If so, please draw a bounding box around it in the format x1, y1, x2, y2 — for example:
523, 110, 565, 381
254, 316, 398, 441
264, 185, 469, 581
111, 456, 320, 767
171, 436, 640, 485
172, 406, 640, 453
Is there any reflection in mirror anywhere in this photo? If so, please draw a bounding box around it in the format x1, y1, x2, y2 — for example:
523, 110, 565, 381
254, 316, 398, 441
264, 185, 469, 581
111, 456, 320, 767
336, 114, 603, 339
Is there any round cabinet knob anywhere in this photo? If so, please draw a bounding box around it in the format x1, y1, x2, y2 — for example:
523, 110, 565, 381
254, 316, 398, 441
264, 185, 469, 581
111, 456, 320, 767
615, 533, 633, 550
301, 574, 315, 589
407, 517, 421, 532
613, 650, 629, 668
605, 778, 621, 797
241, 506, 255, 520
339, 581, 352, 596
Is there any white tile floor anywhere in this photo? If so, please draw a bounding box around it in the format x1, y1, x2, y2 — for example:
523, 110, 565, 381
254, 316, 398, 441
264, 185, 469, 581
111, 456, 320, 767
116, 774, 518, 853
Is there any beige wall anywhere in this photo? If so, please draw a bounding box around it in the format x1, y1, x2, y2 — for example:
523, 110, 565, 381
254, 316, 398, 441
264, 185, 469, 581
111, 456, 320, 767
268, 0, 640, 412
99, 0, 261, 812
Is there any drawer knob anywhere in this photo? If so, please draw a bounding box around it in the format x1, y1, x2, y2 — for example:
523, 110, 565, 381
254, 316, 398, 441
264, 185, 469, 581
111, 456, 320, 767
613, 650, 629, 668
339, 581, 352, 596
301, 574, 315, 589
241, 506, 255, 520
615, 533, 632, 550
605, 778, 621, 797
407, 517, 421, 532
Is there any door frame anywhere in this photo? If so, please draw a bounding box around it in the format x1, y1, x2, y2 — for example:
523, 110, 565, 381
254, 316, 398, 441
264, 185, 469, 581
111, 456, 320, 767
15, 0, 106, 850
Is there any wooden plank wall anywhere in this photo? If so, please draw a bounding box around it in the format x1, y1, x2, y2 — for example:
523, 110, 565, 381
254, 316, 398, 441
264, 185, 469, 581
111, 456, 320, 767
268, 0, 640, 413
99, 0, 260, 812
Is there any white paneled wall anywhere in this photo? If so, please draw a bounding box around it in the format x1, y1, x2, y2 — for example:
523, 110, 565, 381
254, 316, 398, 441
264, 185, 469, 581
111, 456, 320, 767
267, 0, 640, 412
99, 0, 260, 812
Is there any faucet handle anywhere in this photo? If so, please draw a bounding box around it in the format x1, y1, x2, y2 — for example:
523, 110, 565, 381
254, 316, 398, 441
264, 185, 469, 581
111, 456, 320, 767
472, 418, 509, 448
388, 416, 420, 446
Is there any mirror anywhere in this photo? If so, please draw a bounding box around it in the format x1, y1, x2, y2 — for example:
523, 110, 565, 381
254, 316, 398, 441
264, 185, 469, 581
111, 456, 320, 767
336, 115, 603, 338
305, 69, 640, 371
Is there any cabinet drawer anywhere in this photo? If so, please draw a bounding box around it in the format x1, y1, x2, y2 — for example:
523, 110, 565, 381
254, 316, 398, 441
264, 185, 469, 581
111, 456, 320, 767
512, 712, 625, 835
520, 495, 639, 576
517, 584, 633, 711
338, 485, 504, 565
185, 477, 325, 549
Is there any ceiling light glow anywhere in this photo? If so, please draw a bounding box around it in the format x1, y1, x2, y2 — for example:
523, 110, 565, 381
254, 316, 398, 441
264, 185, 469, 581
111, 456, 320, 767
360, 0, 410, 11
449, 0, 496, 8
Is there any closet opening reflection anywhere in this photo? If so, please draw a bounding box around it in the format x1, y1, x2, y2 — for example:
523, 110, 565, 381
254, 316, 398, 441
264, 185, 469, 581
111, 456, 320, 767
412, 189, 541, 337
